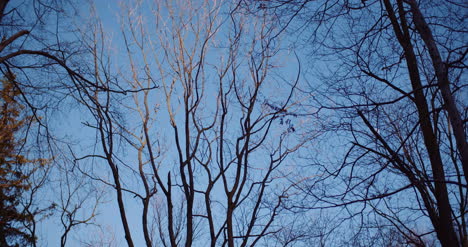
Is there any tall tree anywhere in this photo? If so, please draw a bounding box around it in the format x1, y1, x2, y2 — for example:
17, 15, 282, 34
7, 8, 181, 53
0, 2, 104, 245
0, 77, 34, 247
246, 0, 467, 246
70, 1, 309, 246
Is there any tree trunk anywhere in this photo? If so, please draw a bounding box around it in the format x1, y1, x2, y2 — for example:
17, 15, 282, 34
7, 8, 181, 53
383, 1, 460, 246
407, 0, 468, 183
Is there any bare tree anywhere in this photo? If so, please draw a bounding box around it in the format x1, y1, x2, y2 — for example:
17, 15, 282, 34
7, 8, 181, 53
70, 0, 311, 246
243, 0, 467, 246
0, 1, 119, 246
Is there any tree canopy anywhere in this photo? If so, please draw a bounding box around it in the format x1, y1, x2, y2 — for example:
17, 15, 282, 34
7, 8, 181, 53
0, 0, 466, 246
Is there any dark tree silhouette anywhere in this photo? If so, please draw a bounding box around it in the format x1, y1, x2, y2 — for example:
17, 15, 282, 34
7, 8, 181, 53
0, 77, 35, 247
246, 0, 467, 246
